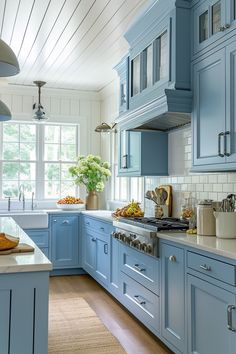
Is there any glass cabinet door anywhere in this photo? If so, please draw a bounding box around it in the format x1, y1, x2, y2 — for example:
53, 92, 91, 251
142, 44, 153, 90
131, 55, 140, 97
199, 10, 209, 43
212, 1, 221, 34
154, 30, 168, 83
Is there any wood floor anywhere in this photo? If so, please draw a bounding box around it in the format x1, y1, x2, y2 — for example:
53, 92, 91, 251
49, 275, 173, 354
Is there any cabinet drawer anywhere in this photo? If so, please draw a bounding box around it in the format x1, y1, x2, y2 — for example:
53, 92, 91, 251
83, 217, 113, 235
187, 251, 236, 286
25, 230, 49, 248
120, 273, 160, 333
120, 243, 159, 295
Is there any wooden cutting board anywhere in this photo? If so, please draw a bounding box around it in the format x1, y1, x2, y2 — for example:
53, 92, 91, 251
159, 185, 172, 216
0, 243, 34, 255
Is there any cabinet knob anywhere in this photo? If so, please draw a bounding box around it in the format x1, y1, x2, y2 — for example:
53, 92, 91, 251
169, 255, 176, 262
53, 220, 57, 222
100, 227, 105, 231
62, 220, 69, 224
92, 238, 96, 242
200, 264, 211, 271
220, 24, 230, 31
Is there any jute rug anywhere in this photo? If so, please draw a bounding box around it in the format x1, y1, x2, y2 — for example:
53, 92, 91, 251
48, 297, 126, 354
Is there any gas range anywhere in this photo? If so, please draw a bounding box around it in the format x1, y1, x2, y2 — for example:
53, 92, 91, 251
112, 217, 188, 257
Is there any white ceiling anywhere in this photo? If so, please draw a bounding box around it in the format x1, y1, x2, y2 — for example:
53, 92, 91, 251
0, 0, 153, 91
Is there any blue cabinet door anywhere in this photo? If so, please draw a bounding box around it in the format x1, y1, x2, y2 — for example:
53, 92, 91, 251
109, 236, 120, 297
193, 48, 226, 167
118, 130, 140, 174
118, 130, 168, 176
225, 41, 236, 163
95, 233, 110, 286
51, 215, 79, 268
187, 274, 236, 354
83, 228, 96, 274
161, 243, 185, 353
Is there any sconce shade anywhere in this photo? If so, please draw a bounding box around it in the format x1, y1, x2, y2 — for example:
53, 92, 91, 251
0, 39, 20, 77
95, 122, 117, 133
0, 100, 11, 121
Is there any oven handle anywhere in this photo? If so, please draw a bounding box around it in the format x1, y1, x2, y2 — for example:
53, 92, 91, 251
134, 264, 146, 272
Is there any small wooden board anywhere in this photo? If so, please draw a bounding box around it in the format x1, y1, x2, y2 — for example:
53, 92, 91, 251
159, 185, 172, 216
0, 243, 34, 255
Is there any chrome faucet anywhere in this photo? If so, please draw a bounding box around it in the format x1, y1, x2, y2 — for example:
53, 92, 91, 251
5, 196, 11, 211
19, 185, 25, 211
31, 192, 35, 210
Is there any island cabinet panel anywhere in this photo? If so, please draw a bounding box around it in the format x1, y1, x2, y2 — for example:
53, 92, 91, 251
161, 242, 185, 353
24, 229, 49, 259
0, 272, 49, 354
51, 215, 79, 269
187, 274, 236, 354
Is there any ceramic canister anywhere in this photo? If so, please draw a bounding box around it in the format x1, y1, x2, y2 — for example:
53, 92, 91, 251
197, 200, 216, 236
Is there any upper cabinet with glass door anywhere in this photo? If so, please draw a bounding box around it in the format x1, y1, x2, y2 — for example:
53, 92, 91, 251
123, 0, 191, 111
193, 0, 236, 56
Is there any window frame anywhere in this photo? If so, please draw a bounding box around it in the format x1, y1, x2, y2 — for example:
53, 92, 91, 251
0, 121, 79, 200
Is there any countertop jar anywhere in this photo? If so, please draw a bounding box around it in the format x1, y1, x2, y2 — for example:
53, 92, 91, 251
197, 200, 216, 236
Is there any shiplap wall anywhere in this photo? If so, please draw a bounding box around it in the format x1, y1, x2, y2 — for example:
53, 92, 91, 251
100, 79, 236, 215
0, 84, 101, 157
0, 83, 102, 204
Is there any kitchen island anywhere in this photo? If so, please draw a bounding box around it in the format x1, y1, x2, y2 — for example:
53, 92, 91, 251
0, 217, 52, 354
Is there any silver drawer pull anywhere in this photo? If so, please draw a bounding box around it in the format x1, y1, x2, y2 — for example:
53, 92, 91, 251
62, 220, 69, 224
200, 264, 211, 271
134, 295, 146, 305
86, 222, 90, 225
100, 227, 105, 231
134, 264, 145, 272
53, 219, 57, 222
169, 255, 176, 262
227, 305, 236, 331
91, 238, 96, 242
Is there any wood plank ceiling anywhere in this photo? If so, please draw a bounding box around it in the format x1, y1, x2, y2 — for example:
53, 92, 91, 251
0, 0, 154, 91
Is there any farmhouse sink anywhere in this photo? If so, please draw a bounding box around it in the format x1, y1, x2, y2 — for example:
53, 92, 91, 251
0, 210, 48, 229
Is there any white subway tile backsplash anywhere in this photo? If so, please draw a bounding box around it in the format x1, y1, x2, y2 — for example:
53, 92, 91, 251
144, 127, 236, 216
213, 184, 223, 192
208, 175, 218, 183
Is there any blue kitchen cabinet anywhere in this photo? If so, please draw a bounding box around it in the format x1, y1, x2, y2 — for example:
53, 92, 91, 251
118, 129, 168, 176
192, 40, 236, 171
82, 216, 112, 288
51, 215, 79, 269
161, 242, 185, 353
187, 274, 236, 354
114, 55, 129, 114
24, 229, 49, 259
109, 236, 120, 297
192, 0, 236, 56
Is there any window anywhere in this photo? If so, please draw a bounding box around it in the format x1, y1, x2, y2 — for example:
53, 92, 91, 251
0, 122, 79, 199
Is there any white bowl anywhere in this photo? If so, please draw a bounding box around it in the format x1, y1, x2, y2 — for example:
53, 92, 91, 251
56, 203, 85, 211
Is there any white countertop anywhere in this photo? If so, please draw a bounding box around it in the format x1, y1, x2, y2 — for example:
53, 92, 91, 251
81, 210, 113, 223
157, 230, 236, 261
0, 217, 52, 274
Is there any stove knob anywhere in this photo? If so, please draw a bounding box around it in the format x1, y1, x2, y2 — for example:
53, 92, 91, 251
133, 240, 141, 249
141, 243, 147, 252
146, 244, 153, 254
130, 233, 137, 240
112, 232, 118, 239
121, 233, 126, 241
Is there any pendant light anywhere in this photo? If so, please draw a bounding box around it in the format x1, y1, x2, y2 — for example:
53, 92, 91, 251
95, 122, 117, 133
0, 39, 20, 77
0, 99, 11, 121
33, 81, 48, 121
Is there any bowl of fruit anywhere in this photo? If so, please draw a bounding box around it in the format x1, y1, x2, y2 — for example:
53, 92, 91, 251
56, 196, 85, 210
112, 200, 144, 219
